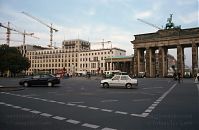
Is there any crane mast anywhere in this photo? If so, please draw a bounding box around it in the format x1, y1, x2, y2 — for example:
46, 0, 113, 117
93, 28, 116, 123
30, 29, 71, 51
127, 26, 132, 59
0, 22, 39, 46
22, 11, 58, 48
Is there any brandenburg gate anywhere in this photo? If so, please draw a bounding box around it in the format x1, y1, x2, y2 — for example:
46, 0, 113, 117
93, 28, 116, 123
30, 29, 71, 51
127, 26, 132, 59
131, 27, 199, 77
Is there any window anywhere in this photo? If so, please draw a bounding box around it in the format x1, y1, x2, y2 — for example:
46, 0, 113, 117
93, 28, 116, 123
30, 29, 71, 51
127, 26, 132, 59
112, 76, 120, 80
121, 76, 128, 80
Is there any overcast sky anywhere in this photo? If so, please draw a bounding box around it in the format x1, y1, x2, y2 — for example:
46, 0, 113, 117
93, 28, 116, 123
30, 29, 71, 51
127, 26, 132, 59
0, 0, 198, 67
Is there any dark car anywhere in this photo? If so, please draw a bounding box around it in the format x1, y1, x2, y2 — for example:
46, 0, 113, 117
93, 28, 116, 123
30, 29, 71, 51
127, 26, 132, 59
19, 74, 60, 87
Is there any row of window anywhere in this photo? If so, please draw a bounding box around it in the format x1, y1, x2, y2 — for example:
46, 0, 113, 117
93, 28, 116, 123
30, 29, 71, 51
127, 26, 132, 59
31, 63, 78, 68
80, 51, 113, 56
32, 58, 78, 63
79, 63, 104, 68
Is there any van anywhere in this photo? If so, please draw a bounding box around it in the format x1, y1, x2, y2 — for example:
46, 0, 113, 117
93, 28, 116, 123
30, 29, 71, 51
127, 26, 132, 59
104, 70, 121, 78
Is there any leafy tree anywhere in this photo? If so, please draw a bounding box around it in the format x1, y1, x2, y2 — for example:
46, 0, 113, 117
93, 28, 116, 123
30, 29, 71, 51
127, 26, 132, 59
0, 44, 30, 76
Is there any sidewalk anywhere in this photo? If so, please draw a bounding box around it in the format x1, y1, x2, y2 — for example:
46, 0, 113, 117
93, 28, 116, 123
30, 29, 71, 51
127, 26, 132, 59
0, 78, 25, 92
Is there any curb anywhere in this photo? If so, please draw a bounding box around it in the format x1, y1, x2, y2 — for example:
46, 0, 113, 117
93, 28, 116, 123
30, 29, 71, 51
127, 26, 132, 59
0, 86, 25, 92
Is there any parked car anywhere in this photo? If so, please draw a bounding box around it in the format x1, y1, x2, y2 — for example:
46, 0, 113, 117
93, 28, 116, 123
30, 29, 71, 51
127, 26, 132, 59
100, 75, 138, 89
19, 74, 60, 87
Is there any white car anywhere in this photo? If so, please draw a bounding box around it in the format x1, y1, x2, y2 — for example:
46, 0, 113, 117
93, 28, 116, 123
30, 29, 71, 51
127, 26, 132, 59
100, 75, 138, 89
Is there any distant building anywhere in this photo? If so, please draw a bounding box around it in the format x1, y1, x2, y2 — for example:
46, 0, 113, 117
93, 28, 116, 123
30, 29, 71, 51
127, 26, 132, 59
24, 39, 126, 75
78, 48, 126, 75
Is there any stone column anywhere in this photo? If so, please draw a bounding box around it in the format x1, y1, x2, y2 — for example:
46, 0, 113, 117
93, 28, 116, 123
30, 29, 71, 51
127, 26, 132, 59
145, 48, 150, 77
177, 45, 184, 76
151, 48, 156, 77
138, 48, 145, 73
159, 47, 168, 77
133, 48, 138, 76
192, 41, 198, 76
146, 48, 156, 77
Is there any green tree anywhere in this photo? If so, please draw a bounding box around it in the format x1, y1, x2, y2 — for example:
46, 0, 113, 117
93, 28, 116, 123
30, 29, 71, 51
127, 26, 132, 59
0, 44, 30, 77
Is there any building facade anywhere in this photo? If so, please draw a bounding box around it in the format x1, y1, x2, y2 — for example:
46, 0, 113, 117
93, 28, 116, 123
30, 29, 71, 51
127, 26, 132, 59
25, 39, 126, 75
78, 48, 126, 75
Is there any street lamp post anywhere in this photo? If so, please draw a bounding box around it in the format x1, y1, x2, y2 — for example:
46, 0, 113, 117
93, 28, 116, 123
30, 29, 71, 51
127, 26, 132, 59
107, 41, 112, 71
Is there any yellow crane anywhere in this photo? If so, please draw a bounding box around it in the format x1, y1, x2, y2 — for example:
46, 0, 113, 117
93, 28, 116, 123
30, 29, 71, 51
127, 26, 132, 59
22, 11, 58, 48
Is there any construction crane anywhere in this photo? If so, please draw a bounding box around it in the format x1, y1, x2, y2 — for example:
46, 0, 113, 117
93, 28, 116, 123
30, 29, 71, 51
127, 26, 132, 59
0, 22, 39, 46
92, 39, 111, 49
137, 18, 162, 30
22, 11, 58, 48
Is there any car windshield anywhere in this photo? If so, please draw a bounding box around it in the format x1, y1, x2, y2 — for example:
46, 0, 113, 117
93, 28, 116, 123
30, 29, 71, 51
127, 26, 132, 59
32, 75, 40, 79
41, 74, 52, 78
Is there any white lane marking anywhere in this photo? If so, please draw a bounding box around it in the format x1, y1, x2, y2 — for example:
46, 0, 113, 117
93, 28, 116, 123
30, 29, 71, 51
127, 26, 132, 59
0, 101, 118, 130
39, 99, 48, 102
57, 102, 65, 104
145, 109, 152, 113
66, 103, 76, 106
101, 99, 118, 103
52, 116, 66, 120
12, 106, 21, 109
0, 102, 5, 105
30, 110, 41, 114
154, 101, 159, 104
5, 103, 13, 107
102, 128, 117, 130
66, 119, 80, 124
141, 113, 149, 117
21, 108, 31, 111
130, 113, 145, 117
142, 87, 164, 89
82, 123, 100, 129
141, 83, 177, 117
101, 109, 113, 112
40, 113, 52, 117
1, 92, 143, 118
151, 104, 158, 107
88, 107, 99, 110
69, 101, 85, 104
77, 105, 87, 108
148, 106, 155, 110
115, 111, 128, 115
49, 100, 57, 103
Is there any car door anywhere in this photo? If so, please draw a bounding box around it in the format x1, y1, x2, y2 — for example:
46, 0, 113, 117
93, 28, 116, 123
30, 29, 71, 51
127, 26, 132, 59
39, 75, 49, 85
31, 75, 41, 85
109, 75, 120, 87
120, 75, 128, 86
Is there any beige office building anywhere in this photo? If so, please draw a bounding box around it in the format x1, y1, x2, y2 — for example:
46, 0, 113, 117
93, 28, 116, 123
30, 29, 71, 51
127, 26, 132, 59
25, 39, 126, 75
78, 48, 126, 74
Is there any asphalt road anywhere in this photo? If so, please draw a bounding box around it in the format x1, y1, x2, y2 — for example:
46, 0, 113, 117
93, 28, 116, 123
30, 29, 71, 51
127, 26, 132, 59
0, 77, 198, 130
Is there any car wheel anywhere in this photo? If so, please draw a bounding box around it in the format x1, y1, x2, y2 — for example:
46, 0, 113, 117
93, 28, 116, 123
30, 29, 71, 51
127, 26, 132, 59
23, 82, 29, 87
126, 83, 132, 89
103, 83, 109, 88
48, 82, 53, 87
